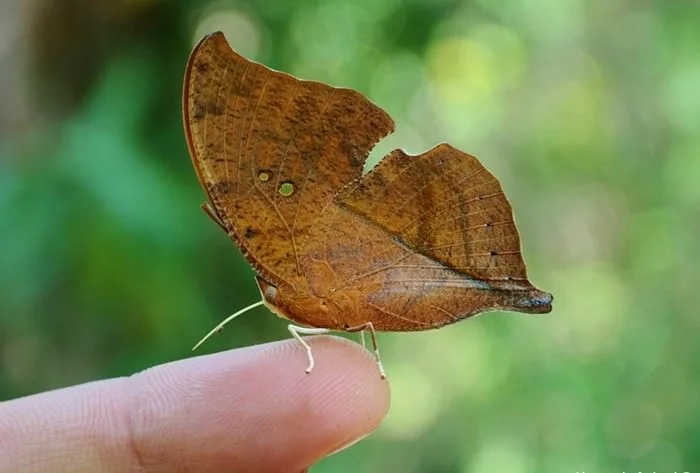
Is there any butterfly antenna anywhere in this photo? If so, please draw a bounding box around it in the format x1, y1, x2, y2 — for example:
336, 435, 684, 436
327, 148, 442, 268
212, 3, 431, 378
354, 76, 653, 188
192, 300, 265, 351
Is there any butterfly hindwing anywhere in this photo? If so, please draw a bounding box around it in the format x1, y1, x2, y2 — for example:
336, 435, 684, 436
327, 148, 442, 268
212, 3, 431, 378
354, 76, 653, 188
336, 144, 529, 282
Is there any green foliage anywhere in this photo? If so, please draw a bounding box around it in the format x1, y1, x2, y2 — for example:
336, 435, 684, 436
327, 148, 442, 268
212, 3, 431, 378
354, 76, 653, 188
1, 0, 698, 471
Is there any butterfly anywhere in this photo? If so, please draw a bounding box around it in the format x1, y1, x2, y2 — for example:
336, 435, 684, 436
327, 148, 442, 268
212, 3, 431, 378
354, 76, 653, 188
183, 32, 553, 377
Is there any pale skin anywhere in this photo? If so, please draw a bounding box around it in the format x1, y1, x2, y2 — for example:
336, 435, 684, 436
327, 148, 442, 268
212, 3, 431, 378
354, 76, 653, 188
0, 336, 390, 473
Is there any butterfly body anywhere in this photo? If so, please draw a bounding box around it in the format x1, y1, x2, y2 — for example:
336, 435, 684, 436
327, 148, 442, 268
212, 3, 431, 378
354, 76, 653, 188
183, 32, 552, 357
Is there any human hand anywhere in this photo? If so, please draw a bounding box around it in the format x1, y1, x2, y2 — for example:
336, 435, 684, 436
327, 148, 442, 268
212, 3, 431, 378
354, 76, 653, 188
0, 336, 390, 473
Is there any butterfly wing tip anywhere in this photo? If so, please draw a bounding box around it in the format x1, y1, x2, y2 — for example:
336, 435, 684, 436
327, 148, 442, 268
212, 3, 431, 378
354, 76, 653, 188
519, 288, 553, 314
508, 288, 554, 314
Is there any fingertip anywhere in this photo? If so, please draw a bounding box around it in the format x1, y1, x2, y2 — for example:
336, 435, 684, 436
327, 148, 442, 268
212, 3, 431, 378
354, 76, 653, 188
128, 335, 390, 472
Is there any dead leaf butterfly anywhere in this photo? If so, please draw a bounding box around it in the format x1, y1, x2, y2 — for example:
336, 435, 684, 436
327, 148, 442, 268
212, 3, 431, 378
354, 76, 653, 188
183, 32, 553, 378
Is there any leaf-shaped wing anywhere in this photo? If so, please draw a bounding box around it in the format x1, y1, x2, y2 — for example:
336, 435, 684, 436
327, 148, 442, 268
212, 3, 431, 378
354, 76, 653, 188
337, 144, 530, 282
183, 32, 394, 286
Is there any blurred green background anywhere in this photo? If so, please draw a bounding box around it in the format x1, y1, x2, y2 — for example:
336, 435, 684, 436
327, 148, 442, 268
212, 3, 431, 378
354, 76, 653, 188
1, 0, 698, 471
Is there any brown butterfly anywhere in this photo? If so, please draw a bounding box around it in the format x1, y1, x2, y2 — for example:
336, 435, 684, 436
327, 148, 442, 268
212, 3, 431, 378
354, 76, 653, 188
183, 32, 552, 377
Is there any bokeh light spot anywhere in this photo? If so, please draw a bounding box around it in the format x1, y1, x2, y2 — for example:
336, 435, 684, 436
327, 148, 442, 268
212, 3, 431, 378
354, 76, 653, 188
192, 5, 262, 58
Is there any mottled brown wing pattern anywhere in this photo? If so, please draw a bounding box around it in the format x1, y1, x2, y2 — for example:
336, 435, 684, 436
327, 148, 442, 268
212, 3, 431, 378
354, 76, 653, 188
336, 144, 529, 282
183, 32, 394, 287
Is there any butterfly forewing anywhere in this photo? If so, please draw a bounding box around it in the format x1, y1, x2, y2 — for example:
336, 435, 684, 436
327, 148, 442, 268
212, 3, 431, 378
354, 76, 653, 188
183, 32, 395, 286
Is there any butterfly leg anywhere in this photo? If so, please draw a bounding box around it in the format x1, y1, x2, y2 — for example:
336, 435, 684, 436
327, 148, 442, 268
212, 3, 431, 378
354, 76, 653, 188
287, 324, 331, 374
358, 330, 367, 350
345, 322, 386, 379
200, 202, 227, 232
